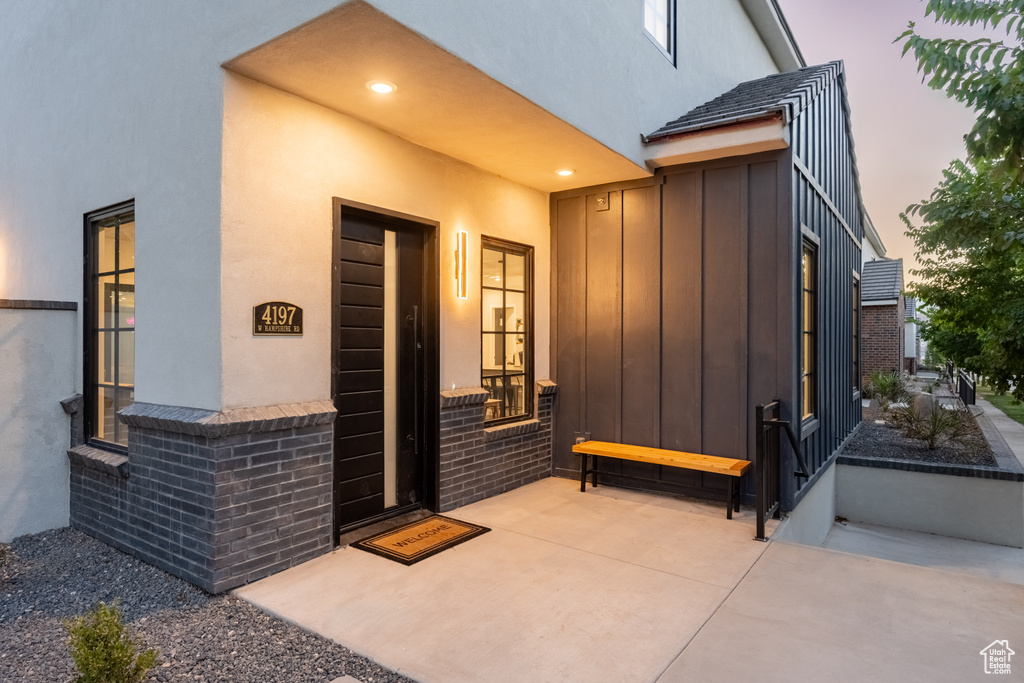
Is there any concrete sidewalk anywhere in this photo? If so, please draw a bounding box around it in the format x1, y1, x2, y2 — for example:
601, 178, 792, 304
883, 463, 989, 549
977, 393, 1024, 468
236, 478, 1024, 682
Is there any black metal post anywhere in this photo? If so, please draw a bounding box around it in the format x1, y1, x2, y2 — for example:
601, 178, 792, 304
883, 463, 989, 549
755, 402, 767, 541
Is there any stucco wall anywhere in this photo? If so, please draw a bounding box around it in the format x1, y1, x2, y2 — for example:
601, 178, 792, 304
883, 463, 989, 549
220, 74, 551, 406
0, 308, 76, 541
370, 0, 781, 168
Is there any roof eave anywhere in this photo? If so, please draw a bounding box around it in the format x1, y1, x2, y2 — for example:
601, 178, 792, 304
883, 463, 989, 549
643, 111, 785, 145
643, 115, 788, 169
739, 0, 806, 71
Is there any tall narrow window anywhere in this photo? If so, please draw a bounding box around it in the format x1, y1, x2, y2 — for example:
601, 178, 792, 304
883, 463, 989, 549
643, 0, 675, 61
481, 237, 533, 423
801, 242, 817, 420
85, 203, 135, 448
852, 275, 860, 393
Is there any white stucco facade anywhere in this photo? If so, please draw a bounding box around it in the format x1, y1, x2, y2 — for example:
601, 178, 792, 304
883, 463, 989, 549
905, 297, 919, 363
220, 73, 552, 406
0, 308, 75, 541
861, 212, 886, 264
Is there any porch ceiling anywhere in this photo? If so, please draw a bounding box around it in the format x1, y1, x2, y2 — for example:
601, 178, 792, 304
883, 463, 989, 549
223, 1, 648, 193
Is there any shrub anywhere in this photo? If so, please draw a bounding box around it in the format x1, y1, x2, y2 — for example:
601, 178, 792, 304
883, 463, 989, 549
892, 401, 975, 450
64, 600, 159, 683
865, 371, 911, 412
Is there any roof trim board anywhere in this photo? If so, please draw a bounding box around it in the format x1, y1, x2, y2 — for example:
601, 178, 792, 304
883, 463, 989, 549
644, 117, 788, 169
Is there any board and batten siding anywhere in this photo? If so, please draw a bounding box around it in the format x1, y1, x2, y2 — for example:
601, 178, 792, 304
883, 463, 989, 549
787, 73, 863, 509
551, 152, 792, 504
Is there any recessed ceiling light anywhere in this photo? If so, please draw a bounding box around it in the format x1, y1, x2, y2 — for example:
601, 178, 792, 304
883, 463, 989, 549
367, 80, 397, 94
556, 169, 575, 176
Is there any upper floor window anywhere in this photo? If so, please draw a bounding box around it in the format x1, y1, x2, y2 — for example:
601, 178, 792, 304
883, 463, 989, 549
644, 0, 675, 62
801, 241, 817, 420
85, 202, 135, 448
481, 237, 533, 424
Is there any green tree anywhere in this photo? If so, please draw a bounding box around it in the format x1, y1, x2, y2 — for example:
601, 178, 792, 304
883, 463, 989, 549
899, 2, 1024, 398
903, 161, 1024, 399
897, 0, 1024, 183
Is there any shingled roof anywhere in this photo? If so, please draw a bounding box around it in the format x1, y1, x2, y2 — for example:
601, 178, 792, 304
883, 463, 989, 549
861, 259, 904, 302
644, 61, 842, 143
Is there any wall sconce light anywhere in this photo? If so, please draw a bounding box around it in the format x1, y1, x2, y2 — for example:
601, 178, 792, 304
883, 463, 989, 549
455, 231, 468, 299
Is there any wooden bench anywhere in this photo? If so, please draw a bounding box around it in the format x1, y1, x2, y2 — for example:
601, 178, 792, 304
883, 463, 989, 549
572, 440, 752, 519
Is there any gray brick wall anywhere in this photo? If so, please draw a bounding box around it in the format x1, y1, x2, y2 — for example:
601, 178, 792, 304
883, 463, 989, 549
68, 401, 335, 594
439, 381, 556, 511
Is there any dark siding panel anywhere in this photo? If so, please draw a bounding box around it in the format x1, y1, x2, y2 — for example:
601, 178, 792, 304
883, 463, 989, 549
338, 262, 382, 287
748, 161, 780, 419
785, 76, 864, 508
621, 186, 661, 448
621, 186, 662, 480
339, 283, 384, 308
337, 305, 383, 329
661, 172, 702, 454
585, 192, 623, 447
336, 349, 384, 371
702, 167, 747, 464
339, 240, 384, 266
553, 196, 586, 472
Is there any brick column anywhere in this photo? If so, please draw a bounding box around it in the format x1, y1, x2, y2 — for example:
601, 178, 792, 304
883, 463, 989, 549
68, 400, 336, 593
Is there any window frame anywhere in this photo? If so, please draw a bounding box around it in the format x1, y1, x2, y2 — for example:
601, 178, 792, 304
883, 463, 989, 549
83, 200, 136, 452
480, 236, 534, 425
800, 237, 818, 423
852, 270, 861, 396
643, 0, 676, 65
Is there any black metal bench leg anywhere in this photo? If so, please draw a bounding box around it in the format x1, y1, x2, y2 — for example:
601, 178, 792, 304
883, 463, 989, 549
734, 476, 741, 514
580, 452, 588, 492
592, 455, 598, 488
726, 477, 734, 520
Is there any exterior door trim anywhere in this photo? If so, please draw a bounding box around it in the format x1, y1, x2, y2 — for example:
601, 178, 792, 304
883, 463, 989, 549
331, 198, 440, 545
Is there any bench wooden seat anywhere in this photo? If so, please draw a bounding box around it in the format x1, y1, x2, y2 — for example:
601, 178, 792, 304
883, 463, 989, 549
572, 440, 752, 519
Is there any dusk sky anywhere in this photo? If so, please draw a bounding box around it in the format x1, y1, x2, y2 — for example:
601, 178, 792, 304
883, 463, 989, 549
775, 0, 988, 282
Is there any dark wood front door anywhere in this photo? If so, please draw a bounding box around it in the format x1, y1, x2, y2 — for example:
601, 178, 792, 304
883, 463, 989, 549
332, 205, 431, 535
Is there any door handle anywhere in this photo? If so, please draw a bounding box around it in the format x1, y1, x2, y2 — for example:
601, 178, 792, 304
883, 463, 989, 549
410, 304, 419, 456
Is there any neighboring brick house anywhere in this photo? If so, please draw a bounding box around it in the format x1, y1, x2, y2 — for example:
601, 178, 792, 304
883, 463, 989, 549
861, 258, 905, 382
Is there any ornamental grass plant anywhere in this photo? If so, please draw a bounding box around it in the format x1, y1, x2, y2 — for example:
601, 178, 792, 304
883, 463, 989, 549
890, 400, 977, 451
864, 371, 912, 412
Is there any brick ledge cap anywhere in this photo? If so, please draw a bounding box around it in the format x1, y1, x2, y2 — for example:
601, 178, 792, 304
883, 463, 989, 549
440, 388, 490, 407
67, 444, 129, 479
484, 419, 541, 442
118, 400, 337, 438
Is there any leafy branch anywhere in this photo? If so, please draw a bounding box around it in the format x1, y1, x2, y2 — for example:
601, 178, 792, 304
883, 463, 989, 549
896, 0, 1024, 183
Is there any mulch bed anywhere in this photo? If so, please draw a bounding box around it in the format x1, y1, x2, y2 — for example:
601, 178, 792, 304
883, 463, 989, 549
844, 405, 997, 467
0, 528, 416, 682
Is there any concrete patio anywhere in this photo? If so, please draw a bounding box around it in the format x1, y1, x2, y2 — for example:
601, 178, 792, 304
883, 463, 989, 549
236, 477, 1024, 682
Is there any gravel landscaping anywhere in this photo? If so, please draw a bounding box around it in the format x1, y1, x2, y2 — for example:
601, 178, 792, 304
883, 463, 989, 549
844, 406, 997, 467
0, 528, 416, 683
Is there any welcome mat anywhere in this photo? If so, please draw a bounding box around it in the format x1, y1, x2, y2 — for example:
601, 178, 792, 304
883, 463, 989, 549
352, 515, 490, 565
